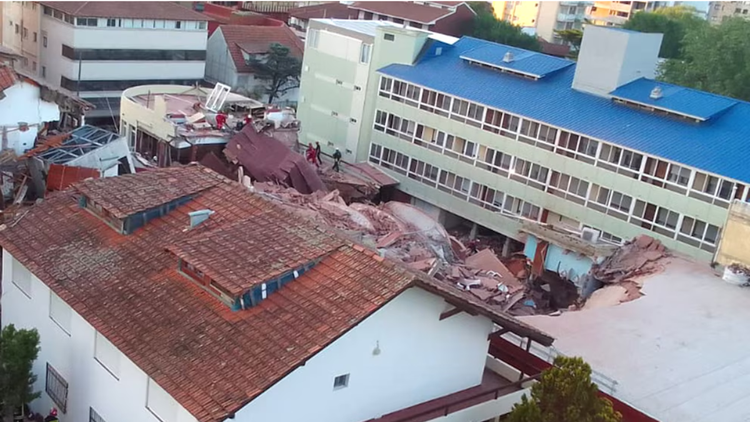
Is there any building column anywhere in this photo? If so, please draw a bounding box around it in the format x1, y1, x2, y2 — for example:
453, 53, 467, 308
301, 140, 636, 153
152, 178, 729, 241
501, 237, 512, 258
469, 222, 479, 240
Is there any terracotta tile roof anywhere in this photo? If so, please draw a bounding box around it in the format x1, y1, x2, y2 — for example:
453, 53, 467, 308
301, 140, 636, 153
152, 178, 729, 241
289, 2, 355, 20
168, 215, 343, 295
0, 65, 18, 92
348, 1, 458, 24
219, 25, 304, 73
75, 166, 223, 219
39, 2, 207, 21
0, 165, 552, 422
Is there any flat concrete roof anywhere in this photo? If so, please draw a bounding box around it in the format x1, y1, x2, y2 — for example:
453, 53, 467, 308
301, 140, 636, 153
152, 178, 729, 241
523, 258, 750, 422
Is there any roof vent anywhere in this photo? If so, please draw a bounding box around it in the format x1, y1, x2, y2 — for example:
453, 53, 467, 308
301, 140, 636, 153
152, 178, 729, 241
502, 51, 514, 63
649, 86, 663, 100
189, 209, 215, 228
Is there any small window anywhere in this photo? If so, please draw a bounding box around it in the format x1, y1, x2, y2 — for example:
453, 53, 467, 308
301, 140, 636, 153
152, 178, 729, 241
147, 378, 177, 421
32, 61, 36, 71
384, 33, 395, 41
333, 373, 350, 390
175, 21, 182, 29
198, 21, 207, 29
33, 31, 37, 42
43, 35, 47, 47
46, 364, 68, 413
90, 407, 106, 422
12, 259, 32, 298
106, 18, 117, 27
42, 66, 46, 78
95, 332, 121, 379
359, 43, 372, 64
49, 291, 72, 335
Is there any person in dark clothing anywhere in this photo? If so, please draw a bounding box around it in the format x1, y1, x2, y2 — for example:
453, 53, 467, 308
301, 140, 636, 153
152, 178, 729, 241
332, 148, 342, 172
315, 142, 322, 165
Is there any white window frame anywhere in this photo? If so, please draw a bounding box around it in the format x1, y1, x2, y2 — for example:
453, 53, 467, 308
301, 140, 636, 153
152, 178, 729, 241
94, 331, 121, 379
12, 259, 32, 298
49, 291, 72, 335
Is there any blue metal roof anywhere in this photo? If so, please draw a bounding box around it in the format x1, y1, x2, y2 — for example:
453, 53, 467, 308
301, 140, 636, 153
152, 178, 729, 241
459, 44, 573, 78
378, 36, 750, 184
610, 78, 738, 121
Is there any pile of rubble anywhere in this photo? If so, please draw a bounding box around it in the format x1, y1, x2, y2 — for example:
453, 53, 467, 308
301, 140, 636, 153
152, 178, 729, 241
585, 234, 668, 309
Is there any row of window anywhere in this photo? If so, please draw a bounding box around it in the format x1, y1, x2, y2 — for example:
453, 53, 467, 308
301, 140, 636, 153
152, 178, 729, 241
369, 143, 544, 222
61, 76, 204, 92
371, 116, 722, 253
12, 259, 175, 422
43, 6, 207, 30
377, 76, 748, 208
62, 45, 206, 61
8, 20, 38, 43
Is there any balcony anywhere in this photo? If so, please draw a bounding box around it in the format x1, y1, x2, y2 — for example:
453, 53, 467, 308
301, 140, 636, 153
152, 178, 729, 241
557, 12, 581, 22
365, 354, 537, 422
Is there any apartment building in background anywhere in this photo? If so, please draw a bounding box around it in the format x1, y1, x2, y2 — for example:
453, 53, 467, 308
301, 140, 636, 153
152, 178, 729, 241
37, 1, 208, 125
707, 1, 750, 23
300, 21, 750, 263
2, 1, 42, 75
0, 165, 553, 422
587, 1, 668, 26
492, 1, 590, 44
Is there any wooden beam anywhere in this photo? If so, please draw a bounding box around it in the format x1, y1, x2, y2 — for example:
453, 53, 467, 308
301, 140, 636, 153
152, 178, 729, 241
488, 327, 511, 340
439, 307, 463, 321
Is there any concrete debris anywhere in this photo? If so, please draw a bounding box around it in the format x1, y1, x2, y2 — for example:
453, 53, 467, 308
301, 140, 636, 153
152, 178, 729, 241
592, 235, 667, 284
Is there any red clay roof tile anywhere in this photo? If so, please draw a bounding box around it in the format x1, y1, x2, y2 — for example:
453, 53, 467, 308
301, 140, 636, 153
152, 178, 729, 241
39, 1, 207, 20
0, 165, 552, 422
218, 25, 304, 73
348, 1, 459, 24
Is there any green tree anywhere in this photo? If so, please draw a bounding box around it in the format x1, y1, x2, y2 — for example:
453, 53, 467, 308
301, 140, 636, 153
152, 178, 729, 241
467, 11, 541, 51
623, 5, 707, 59
0, 325, 41, 419
554, 29, 583, 52
247, 43, 302, 104
508, 356, 621, 422
659, 17, 750, 101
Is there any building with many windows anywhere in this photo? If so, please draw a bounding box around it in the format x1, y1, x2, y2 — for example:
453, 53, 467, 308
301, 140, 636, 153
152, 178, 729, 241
587, 1, 668, 26
492, 1, 590, 44
2, 1, 42, 75
37, 1, 208, 125
300, 21, 750, 263
0, 165, 554, 422
707, 1, 750, 24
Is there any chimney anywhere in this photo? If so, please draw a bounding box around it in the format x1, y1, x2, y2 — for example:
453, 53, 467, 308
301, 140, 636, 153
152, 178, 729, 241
650, 86, 663, 100
572, 26, 663, 97
189, 210, 214, 228
502, 51, 514, 63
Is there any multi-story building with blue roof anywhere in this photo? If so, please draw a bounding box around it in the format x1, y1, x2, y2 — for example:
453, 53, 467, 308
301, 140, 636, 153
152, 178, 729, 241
299, 21, 747, 264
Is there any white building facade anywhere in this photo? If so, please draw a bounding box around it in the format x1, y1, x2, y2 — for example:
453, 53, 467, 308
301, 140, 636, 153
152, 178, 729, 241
0, 71, 59, 154
2, 1, 42, 75
37, 2, 208, 123
2, 250, 535, 422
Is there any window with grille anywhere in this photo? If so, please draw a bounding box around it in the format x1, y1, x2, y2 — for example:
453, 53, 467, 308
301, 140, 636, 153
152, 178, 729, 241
46, 363, 68, 413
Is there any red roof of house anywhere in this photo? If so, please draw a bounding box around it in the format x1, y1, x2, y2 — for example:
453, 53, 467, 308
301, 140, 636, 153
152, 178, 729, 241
218, 25, 304, 73
0, 165, 552, 422
0, 65, 18, 92
39, 1, 207, 20
289, 2, 355, 20
348, 1, 464, 24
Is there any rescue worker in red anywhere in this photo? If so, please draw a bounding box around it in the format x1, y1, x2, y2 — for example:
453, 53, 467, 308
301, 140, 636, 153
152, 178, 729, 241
306, 143, 318, 167
44, 408, 59, 422
215, 112, 227, 130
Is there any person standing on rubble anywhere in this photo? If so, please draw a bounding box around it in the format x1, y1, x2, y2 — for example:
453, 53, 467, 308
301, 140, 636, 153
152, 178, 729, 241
332, 148, 342, 172
315, 142, 322, 166
306, 143, 319, 167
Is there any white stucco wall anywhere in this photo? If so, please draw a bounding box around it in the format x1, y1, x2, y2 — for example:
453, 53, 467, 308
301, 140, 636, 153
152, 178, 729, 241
0, 82, 60, 154
205, 29, 238, 88
1, 251, 198, 422
234, 287, 494, 422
